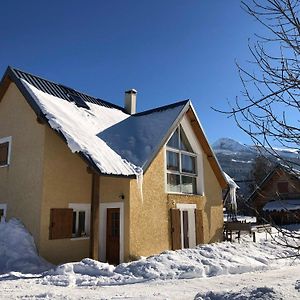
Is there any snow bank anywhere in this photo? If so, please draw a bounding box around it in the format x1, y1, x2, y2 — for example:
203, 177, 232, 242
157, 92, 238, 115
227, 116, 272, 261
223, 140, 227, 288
40, 235, 299, 287
194, 286, 282, 300
0, 218, 53, 275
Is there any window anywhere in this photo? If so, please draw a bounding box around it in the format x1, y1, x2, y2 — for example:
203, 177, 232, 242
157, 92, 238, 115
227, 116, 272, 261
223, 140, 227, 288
0, 137, 11, 167
277, 182, 288, 193
166, 125, 197, 194
0, 203, 7, 221
68, 203, 90, 238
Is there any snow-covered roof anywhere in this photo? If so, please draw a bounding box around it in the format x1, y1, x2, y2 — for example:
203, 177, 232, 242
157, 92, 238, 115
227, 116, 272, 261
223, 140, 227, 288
0, 66, 227, 186
263, 199, 300, 212
20, 79, 187, 176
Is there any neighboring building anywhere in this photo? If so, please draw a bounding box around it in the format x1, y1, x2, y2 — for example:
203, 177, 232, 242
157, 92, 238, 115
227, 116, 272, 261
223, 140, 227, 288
0, 66, 227, 265
248, 165, 300, 224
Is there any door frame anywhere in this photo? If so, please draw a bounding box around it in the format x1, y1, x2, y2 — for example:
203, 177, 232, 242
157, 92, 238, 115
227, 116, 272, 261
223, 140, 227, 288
99, 202, 124, 263
176, 203, 196, 248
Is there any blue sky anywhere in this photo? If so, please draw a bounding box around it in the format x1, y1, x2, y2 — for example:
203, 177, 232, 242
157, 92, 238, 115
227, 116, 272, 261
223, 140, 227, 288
0, 1, 265, 144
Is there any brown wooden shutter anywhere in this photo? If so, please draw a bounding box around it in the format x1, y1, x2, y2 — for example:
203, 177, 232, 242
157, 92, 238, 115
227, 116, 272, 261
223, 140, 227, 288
195, 209, 204, 245
49, 208, 73, 240
0, 142, 9, 166
170, 208, 181, 250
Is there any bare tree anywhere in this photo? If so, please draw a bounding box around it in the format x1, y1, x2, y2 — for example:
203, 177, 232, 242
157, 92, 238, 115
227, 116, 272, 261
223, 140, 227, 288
221, 0, 300, 171
217, 1, 300, 254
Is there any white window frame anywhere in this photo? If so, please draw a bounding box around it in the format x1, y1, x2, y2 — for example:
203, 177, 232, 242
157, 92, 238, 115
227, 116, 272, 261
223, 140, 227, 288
68, 203, 91, 240
165, 116, 204, 195
0, 203, 7, 221
0, 136, 12, 168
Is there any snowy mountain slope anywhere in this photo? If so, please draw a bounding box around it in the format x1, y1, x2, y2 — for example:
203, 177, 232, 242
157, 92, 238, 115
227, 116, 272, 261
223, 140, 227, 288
212, 138, 253, 154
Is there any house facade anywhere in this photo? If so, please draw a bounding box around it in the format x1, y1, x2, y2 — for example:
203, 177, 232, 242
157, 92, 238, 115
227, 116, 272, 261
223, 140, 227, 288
0, 67, 227, 265
249, 165, 300, 225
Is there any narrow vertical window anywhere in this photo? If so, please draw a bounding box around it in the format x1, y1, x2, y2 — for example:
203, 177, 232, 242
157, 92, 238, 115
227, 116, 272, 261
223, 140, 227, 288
0, 137, 11, 167
69, 203, 90, 238
166, 126, 197, 194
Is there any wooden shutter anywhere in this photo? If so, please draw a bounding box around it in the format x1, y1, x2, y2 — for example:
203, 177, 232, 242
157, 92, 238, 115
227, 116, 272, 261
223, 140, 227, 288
49, 208, 73, 240
0, 142, 9, 166
195, 209, 204, 245
170, 208, 181, 250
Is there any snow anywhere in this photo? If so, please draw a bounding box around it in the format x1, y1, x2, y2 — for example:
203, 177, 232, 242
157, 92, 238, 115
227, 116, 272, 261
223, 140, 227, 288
0, 218, 299, 299
21, 79, 186, 176
35, 230, 298, 287
0, 218, 53, 275
224, 214, 257, 223
263, 199, 300, 212
212, 138, 250, 153
223, 172, 239, 189
99, 104, 186, 168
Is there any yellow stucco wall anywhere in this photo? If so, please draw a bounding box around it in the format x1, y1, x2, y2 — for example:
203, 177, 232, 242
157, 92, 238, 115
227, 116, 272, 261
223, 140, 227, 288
39, 126, 92, 264
128, 144, 223, 259
40, 127, 131, 264
0, 83, 45, 247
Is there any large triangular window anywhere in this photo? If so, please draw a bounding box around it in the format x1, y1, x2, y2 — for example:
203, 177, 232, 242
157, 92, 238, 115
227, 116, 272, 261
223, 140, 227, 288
166, 125, 197, 194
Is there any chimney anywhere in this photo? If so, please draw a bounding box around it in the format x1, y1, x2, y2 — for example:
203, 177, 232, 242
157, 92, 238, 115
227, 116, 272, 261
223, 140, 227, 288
124, 89, 137, 114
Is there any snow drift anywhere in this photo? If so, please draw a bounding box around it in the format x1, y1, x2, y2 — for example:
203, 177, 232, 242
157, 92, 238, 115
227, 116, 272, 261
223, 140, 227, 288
40, 234, 299, 287
0, 218, 53, 275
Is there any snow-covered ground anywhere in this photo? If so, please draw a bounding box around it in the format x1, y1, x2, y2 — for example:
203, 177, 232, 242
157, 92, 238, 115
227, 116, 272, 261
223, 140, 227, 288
0, 218, 299, 299
224, 213, 257, 223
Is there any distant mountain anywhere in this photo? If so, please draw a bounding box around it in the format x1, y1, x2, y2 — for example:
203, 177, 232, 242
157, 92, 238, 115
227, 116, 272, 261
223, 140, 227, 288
212, 137, 299, 198
212, 138, 252, 154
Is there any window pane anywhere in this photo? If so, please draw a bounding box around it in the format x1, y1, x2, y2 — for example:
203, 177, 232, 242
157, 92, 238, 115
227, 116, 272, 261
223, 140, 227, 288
180, 126, 193, 152
181, 154, 196, 174
277, 182, 288, 193
181, 176, 196, 194
78, 211, 86, 236
167, 174, 180, 192
167, 151, 179, 171
167, 128, 179, 149
0, 209, 4, 218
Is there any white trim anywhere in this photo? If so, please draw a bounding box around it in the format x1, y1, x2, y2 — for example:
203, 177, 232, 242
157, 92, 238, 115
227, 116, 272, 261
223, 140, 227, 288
0, 203, 7, 221
0, 136, 12, 167
176, 203, 196, 249
68, 203, 91, 238
99, 202, 124, 263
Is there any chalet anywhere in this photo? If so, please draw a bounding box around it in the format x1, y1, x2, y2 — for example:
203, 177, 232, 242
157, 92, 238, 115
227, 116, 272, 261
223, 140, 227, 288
0, 66, 227, 264
248, 165, 300, 225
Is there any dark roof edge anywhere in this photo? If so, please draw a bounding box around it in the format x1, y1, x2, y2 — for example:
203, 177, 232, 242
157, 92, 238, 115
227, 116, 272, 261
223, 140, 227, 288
9, 66, 127, 112
133, 99, 190, 117
142, 101, 191, 173
1, 67, 133, 178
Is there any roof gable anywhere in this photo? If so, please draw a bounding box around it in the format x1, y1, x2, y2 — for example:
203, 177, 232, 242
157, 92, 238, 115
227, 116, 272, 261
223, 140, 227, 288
99, 101, 188, 169
248, 165, 300, 201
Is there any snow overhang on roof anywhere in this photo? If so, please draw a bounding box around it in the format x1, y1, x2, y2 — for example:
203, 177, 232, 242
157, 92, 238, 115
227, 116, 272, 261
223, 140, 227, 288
263, 199, 300, 212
